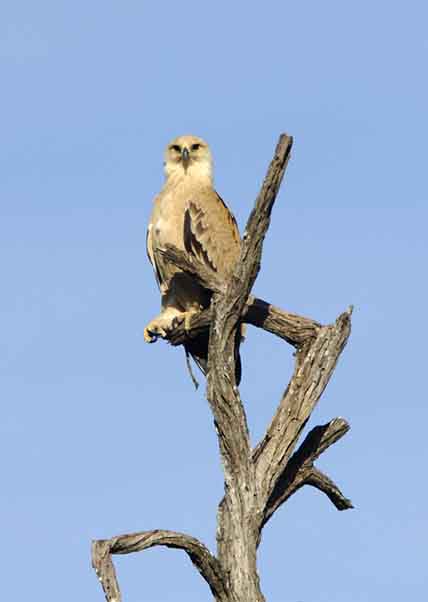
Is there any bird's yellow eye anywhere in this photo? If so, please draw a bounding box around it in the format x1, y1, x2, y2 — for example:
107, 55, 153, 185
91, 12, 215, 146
191, 143, 201, 151
170, 145, 181, 152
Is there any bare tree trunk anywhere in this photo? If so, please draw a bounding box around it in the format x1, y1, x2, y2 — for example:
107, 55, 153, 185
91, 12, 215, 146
92, 134, 353, 602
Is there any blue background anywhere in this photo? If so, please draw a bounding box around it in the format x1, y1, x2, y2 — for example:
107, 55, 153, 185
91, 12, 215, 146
1, 1, 427, 600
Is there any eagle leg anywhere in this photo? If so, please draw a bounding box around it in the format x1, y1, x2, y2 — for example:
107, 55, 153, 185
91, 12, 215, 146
143, 309, 185, 343
144, 306, 202, 344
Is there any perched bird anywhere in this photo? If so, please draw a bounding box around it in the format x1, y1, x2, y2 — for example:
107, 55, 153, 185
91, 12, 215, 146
144, 134, 242, 382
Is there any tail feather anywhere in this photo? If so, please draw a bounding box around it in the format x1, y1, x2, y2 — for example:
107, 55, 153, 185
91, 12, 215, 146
184, 326, 243, 386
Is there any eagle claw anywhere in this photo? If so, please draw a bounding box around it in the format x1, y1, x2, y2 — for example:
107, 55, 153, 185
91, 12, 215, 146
144, 313, 185, 343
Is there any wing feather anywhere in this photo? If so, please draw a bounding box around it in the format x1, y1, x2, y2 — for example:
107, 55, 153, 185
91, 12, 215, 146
146, 224, 163, 290
183, 191, 240, 280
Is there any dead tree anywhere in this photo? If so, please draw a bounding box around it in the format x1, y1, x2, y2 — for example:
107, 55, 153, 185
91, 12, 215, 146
92, 134, 353, 602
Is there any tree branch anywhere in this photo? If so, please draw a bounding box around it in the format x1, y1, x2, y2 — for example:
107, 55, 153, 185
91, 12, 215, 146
92, 530, 230, 602
205, 135, 293, 478
162, 290, 320, 349
204, 135, 294, 474
92, 133, 354, 602
234, 134, 294, 306
244, 297, 320, 347
253, 307, 352, 515
261, 418, 353, 529
306, 467, 353, 510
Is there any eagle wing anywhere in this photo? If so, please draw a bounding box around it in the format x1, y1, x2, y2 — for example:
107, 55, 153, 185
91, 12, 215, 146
183, 190, 241, 282
182, 189, 242, 381
146, 221, 163, 291
146, 188, 240, 298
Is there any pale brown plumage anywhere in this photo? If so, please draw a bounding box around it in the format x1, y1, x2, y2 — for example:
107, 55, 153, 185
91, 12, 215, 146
144, 134, 242, 380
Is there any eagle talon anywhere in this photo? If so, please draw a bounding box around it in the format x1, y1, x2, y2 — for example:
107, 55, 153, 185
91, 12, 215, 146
144, 327, 159, 343
144, 323, 167, 343
144, 313, 185, 344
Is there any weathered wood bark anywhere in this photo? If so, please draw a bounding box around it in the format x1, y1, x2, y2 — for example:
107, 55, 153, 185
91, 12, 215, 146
92, 134, 353, 602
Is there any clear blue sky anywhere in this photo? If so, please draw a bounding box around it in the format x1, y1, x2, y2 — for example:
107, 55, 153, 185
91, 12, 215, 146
1, 1, 427, 600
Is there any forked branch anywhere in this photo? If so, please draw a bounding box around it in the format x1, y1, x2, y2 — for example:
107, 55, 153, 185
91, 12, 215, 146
205, 134, 294, 478
203, 135, 293, 602
262, 417, 353, 529
253, 308, 352, 513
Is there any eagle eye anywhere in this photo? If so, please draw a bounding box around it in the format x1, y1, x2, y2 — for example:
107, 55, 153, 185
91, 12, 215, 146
170, 144, 181, 152
191, 143, 201, 151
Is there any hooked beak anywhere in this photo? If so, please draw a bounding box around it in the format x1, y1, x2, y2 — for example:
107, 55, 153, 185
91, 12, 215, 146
181, 147, 190, 171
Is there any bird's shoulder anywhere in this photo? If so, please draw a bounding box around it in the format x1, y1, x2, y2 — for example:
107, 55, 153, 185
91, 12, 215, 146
190, 187, 240, 241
